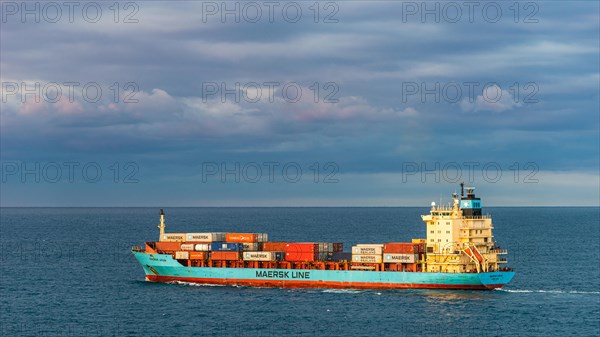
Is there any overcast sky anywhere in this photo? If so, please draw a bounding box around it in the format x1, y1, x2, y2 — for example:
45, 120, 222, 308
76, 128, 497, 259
1, 1, 598, 206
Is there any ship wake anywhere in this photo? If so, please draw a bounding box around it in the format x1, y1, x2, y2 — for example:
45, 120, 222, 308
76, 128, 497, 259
496, 289, 600, 295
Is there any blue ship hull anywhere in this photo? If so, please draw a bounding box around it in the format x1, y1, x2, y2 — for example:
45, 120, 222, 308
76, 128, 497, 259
133, 252, 515, 290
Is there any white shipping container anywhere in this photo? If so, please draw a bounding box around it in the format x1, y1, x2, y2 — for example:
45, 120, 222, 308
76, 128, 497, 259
257, 233, 269, 242
175, 251, 189, 259
383, 253, 418, 263
162, 233, 186, 242
352, 254, 383, 263
352, 245, 383, 255
180, 244, 195, 251
318, 252, 328, 260
194, 244, 211, 251
242, 242, 261, 251
186, 232, 225, 242
243, 251, 279, 261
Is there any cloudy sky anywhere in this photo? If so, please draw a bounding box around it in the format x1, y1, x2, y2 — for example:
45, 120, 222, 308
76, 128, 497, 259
1, 1, 598, 206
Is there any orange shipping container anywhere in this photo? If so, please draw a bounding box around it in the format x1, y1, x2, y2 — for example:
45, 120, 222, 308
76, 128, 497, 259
211, 251, 240, 261
225, 233, 258, 243
155, 242, 183, 252
384, 242, 416, 254
263, 242, 289, 251
189, 251, 208, 260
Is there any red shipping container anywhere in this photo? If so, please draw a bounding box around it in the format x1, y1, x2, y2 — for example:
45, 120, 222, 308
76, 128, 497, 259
225, 233, 258, 243
211, 251, 240, 261
414, 243, 425, 253
284, 243, 318, 261
189, 251, 208, 260
155, 241, 183, 252
263, 242, 289, 251
384, 243, 416, 254
333, 242, 344, 252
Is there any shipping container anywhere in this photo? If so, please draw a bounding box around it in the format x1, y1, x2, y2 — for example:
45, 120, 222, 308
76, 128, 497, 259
384, 242, 417, 254
263, 242, 289, 251
317, 243, 334, 252
333, 242, 344, 252
186, 232, 225, 242
285, 243, 319, 261
211, 242, 243, 251
180, 244, 195, 251
352, 245, 383, 255
242, 242, 261, 251
225, 233, 258, 243
161, 233, 186, 242
155, 241, 183, 251
326, 252, 352, 262
211, 251, 239, 261
412, 238, 427, 244
383, 253, 418, 263
352, 254, 383, 263
175, 251, 189, 259
242, 251, 284, 261
194, 244, 211, 251
189, 251, 208, 260
285, 252, 318, 262
257, 233, 269, 242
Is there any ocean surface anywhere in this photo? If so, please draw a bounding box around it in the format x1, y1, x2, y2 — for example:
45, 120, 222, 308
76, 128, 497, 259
1, 207, 598, 337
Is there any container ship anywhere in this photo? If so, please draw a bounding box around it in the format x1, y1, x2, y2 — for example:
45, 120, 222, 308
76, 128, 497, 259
132, 185, 514, 290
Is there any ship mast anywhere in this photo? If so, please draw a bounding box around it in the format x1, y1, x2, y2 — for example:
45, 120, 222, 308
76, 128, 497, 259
158, 209, 166, 241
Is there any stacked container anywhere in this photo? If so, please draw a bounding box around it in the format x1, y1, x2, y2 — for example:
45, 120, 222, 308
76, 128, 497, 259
242, 242, 262, 251
242, 251, 284, 261
186, 232, 226, 242
351, 244, 384, 263
161, 233, 187, 242
284, 243, 319, 262
225, 233, 258, 243
180, 244, 195, 251
263, 242, 289, 251
327, 252, 352, 262
211, 242, 243, 251
383, 242, 418, 263
211, 251, 239, 261
193, 243, 211, 251
189, 251, 208, 260
155, 242, 182, 251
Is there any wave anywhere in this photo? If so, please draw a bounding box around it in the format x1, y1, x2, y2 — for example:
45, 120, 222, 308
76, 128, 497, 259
168, 281, 225, 287
321, 289, 364, 294
496, 289, 600, 295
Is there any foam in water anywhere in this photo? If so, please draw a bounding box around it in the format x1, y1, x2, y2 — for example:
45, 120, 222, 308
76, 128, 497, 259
496, 289, 600, 295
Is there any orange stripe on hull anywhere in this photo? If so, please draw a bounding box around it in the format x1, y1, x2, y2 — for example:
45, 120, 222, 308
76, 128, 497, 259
146, 275, 505, 290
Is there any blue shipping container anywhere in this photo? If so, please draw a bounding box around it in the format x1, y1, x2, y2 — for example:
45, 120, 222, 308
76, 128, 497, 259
211, 242, 243, 251
326, 252, 352, 262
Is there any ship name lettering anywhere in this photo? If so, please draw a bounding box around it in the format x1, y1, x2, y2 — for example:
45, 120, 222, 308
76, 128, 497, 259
255, 270, 311, 279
